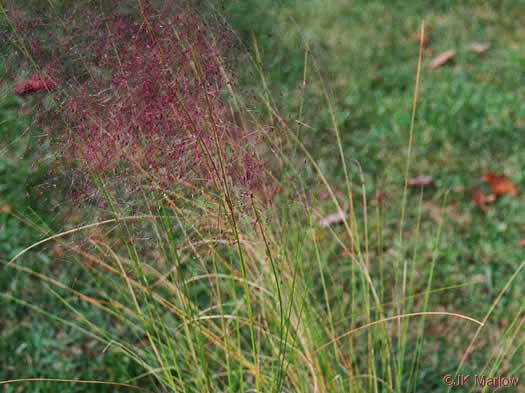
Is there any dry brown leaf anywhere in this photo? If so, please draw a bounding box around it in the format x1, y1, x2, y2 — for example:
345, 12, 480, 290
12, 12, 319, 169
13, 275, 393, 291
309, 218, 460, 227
429, 49, 456, 69
519, 239, 525, 248
470, 42, 490, 54
407, 176, 433, 187
471, 187, 489, 212
481, 173, 518, 197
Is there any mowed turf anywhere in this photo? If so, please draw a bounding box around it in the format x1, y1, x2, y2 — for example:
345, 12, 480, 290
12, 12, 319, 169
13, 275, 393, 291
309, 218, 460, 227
225, 0, 524, 381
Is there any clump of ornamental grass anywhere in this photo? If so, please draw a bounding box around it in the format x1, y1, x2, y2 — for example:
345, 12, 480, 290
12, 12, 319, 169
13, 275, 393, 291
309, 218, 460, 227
3, 1, 294, 390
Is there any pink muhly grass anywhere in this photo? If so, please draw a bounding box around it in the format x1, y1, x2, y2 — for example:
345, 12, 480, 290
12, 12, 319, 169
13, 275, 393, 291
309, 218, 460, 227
9, 0, 279, 205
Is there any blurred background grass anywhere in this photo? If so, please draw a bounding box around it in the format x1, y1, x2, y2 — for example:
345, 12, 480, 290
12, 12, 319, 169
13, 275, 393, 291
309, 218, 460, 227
224, 0, 524, 310
1, 0, 523, 391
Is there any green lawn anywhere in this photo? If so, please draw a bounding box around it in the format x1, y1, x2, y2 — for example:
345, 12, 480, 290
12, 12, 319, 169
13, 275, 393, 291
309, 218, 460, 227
1, 1, 523, 392
227, 0, 524, 385
225, 0, 524, 303
0, 88, 144, 392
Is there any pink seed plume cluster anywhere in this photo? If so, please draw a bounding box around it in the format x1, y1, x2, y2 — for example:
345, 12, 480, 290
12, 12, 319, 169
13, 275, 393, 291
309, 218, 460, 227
8, 0, 279, 205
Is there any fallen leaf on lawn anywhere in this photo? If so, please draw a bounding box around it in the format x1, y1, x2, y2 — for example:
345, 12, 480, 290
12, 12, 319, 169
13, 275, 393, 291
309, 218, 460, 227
318, 209, 348, 228
519, 239, 525, 248
407, 176, 433, 187
470, 42, 490, 54
481, 173, 518, 197
454, 186, 465, 194
411, 26, 432, 47
471, 187, 489, 212
429, 49, 456, 69
14, 73, 55, 96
